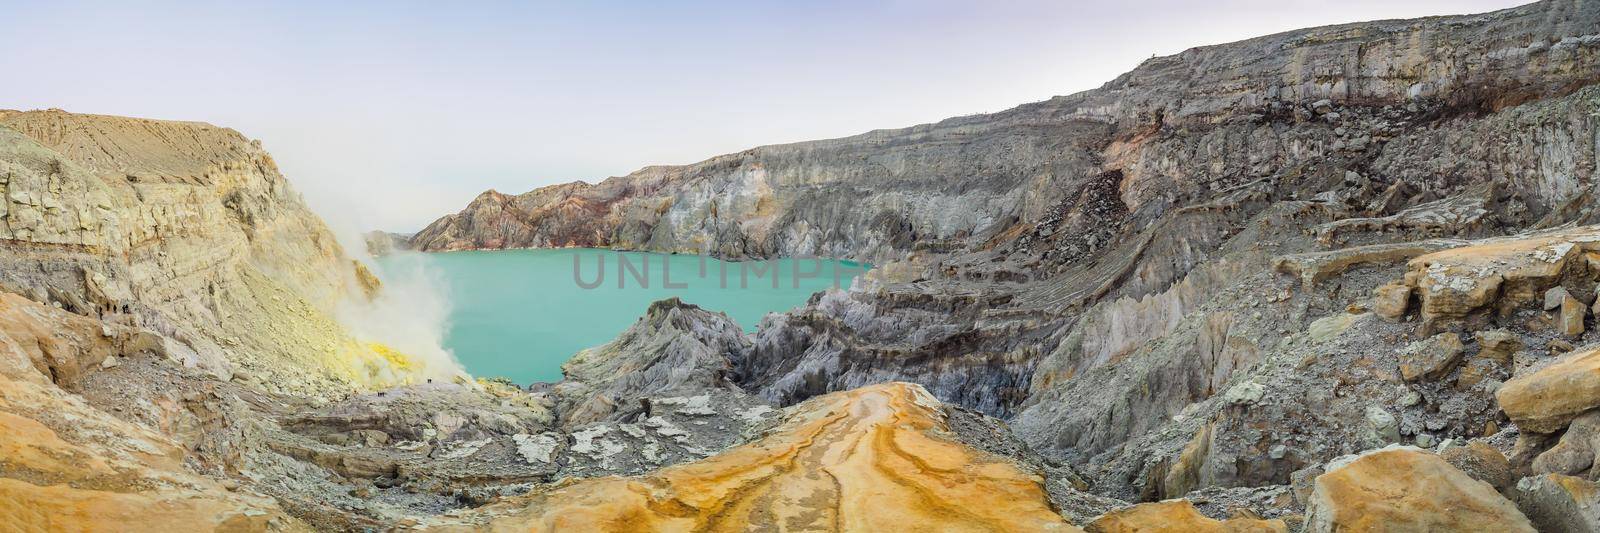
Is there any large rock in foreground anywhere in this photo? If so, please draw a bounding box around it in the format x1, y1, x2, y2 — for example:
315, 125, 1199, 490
1497, 346, 1600, 434
426, 382, 1082, 531
1085, 499, 1286, 532
1303, 447, 1533, 532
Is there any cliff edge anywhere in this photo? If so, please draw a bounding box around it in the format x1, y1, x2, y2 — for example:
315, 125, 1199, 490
0, 110, 460, 393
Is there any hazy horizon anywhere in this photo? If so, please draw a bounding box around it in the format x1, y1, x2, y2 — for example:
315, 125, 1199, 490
3, 0, 1525, 234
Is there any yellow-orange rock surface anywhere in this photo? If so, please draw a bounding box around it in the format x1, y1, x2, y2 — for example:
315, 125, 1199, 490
1403, 230, 1600, 321
425, 382, 1081, 532
1084, 500, 1286, 533
1497, 345, 1600, 433
0, 292, 305, 532
1302, 447, 1533, 532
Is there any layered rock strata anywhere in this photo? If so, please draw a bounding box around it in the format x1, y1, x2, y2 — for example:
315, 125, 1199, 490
416, 0, 1600, 263
418, 0, 1600, 528
0, 110, 460, 394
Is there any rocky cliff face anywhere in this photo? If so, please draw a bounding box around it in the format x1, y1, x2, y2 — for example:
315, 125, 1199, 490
415, 0, 1599, 265
0, 110, 458, 394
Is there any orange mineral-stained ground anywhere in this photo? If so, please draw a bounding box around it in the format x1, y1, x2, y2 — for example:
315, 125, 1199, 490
0, 292, 306, 532
424, 382, 1082, 532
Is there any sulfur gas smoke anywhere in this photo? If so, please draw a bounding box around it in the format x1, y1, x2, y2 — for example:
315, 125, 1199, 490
330, 226, 468, 385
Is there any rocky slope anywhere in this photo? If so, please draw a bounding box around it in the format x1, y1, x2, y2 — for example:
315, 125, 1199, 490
0, 109, 491, 530
417, 0, 1600, 529
428, 383, 1087, 532
11, 0, 1600, 530
0, 291, 305, 531
0, 110, 460, 394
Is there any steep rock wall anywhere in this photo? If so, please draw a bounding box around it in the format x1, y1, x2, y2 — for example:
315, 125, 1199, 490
414, 0, 1600, 263
0, 110, 456, 394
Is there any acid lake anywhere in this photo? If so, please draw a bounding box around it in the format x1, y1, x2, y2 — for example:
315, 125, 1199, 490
377, 248, 866, 384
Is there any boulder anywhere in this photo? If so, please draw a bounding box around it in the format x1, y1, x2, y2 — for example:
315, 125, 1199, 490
1372, 283, 1411, 321
1497, 347, 1600, 433
1405, 233, 1589, 322
1302, 447, 1534, 532
1085, 499, 1287, 532
1547, 286, 1574, 311
0, 292, 123, 386
1440, 441, 1514, 490
1513, 474, 1600, 533
1363, 406, 1400, 447
1289, 465, 1325, 507
1456, 358, 1502, 391
1532, 411, 1600, 476
1397, 333, 1465, 382
1474, 329, 1523, 364
1458, 330, 1519, 388
1561, 293, 1588, 337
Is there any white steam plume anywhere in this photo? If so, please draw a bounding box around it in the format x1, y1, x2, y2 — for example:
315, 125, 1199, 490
338, 249, 467, 383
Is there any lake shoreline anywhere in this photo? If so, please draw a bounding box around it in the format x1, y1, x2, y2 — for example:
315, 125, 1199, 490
376, 248, 866, 384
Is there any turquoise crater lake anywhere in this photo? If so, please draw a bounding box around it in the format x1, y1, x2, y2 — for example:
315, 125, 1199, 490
377, 249, 867, 385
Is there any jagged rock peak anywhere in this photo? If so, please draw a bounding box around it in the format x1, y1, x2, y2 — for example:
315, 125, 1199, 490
551, 296, 753, 426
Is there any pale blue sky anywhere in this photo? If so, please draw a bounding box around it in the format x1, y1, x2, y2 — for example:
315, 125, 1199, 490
3, 0, 1523, 232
